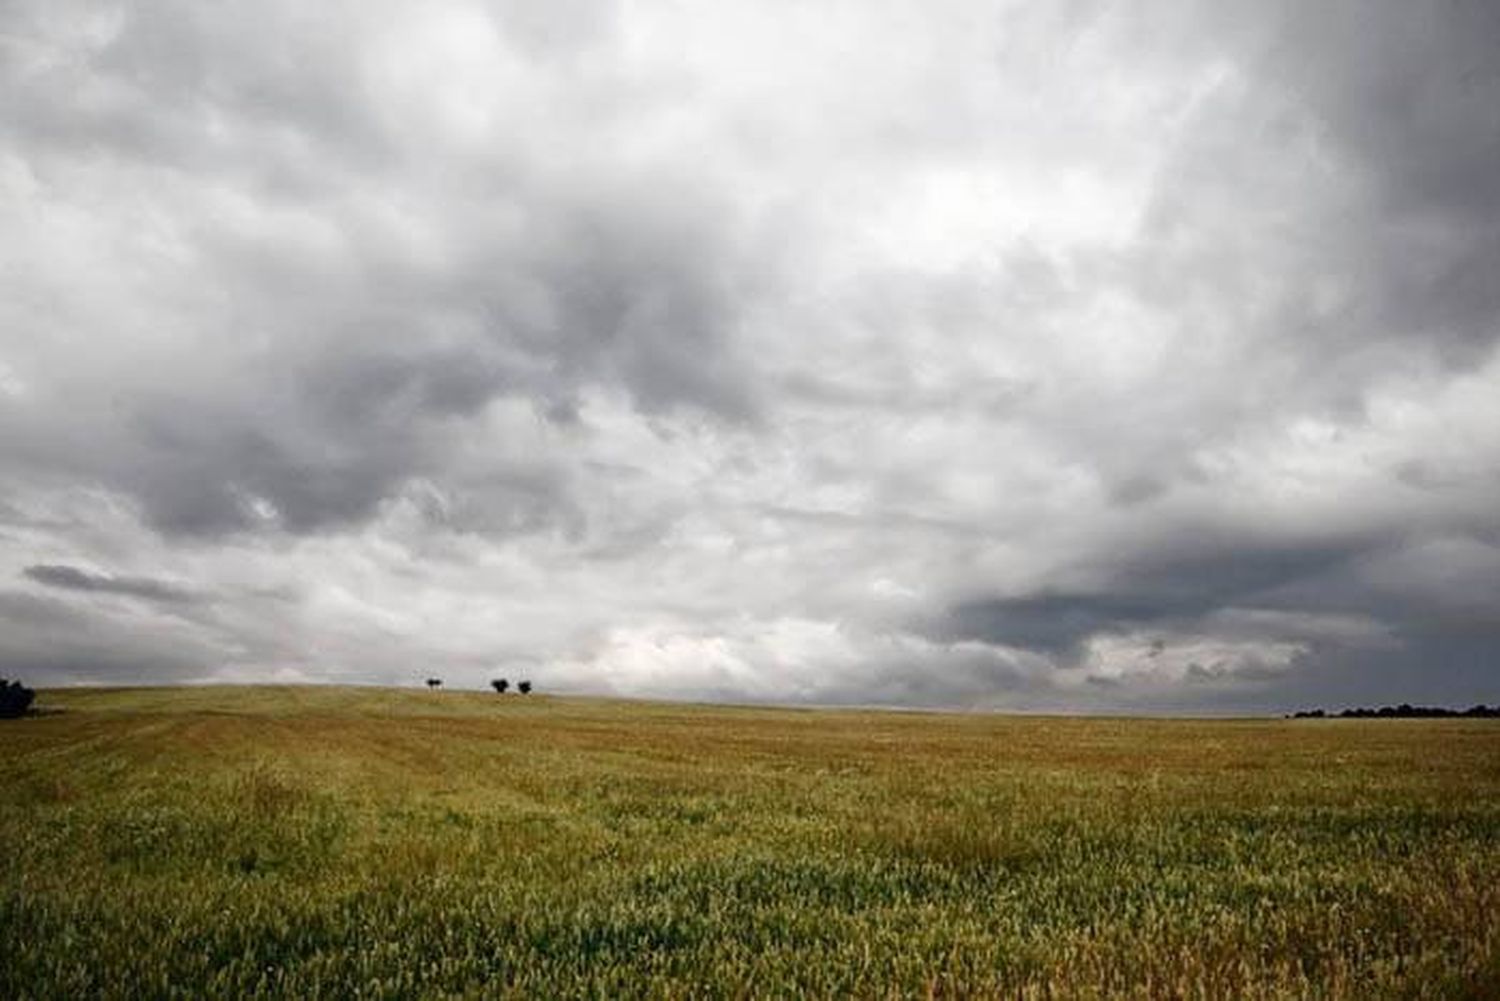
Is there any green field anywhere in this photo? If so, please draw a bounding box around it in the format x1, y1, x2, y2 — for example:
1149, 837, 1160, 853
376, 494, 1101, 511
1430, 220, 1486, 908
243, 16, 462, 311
3, 687, 1498, 999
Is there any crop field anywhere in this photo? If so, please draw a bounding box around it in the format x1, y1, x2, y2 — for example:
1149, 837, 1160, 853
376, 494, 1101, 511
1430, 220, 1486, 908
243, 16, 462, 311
2, 687, 1498, 999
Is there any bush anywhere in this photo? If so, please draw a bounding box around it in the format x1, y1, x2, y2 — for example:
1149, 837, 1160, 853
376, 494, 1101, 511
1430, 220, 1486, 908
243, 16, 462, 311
0, 678, 35, 719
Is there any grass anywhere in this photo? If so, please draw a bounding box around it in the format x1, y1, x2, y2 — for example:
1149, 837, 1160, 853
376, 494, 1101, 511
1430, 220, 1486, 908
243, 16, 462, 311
3, 686, 1498, 999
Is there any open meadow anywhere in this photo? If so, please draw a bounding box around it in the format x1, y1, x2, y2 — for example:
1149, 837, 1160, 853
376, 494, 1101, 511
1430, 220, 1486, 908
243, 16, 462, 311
3, 686, 1498, 999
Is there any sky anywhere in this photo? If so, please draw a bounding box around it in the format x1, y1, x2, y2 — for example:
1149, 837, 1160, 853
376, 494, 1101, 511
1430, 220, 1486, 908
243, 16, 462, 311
2, 1, 1498, 712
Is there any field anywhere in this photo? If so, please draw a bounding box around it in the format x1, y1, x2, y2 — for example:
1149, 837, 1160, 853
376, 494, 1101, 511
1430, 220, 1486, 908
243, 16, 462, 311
3, 687, 1498, 999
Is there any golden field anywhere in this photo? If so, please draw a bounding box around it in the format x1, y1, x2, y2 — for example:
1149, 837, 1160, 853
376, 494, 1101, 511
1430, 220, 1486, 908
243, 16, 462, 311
3, 686, 1497, 998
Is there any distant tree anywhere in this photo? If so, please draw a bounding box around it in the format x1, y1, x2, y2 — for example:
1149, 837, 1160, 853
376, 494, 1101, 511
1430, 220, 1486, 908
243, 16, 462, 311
517, 680, 532, 695
426, 678, 442, 690
0, 678, 35, 719
491, 678, 509, 694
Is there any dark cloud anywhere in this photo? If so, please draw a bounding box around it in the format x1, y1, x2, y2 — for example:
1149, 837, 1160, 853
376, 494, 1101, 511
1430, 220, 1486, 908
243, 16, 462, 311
22, 564, 198, 604
931, 533, 1371, 656
942, 594, 1167, 657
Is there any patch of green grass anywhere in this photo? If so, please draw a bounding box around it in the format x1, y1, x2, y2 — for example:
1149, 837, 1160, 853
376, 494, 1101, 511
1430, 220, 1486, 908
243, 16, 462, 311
3, 686, 1498, 998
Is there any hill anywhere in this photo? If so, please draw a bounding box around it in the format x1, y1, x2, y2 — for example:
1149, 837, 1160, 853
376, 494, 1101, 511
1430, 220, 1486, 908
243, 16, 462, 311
3, 685, 1498, 998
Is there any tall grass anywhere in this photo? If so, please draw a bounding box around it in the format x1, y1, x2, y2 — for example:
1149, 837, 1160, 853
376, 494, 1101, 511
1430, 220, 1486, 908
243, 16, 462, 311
3, 687, 1497, 998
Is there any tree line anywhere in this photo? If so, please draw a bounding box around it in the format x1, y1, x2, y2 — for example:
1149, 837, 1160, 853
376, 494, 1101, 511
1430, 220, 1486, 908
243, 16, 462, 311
1290, 703, 1498, 719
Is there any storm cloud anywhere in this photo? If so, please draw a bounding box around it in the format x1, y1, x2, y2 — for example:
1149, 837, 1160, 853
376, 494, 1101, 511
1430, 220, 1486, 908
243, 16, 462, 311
1, 0, 1497, 710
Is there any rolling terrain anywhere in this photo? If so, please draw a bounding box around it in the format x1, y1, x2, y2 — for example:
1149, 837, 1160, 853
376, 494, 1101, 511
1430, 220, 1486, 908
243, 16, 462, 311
3, 686, 1498, 998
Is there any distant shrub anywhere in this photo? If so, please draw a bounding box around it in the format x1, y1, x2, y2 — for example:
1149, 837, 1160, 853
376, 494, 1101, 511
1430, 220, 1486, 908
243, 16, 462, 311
491, 679, 509, 694
425, 678, 442, 690
0, 678, 35, 719
517, 681, 532, 695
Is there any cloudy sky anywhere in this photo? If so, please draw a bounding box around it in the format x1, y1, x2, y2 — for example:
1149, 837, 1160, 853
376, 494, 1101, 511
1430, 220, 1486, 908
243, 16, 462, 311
2, 1, 1498, 711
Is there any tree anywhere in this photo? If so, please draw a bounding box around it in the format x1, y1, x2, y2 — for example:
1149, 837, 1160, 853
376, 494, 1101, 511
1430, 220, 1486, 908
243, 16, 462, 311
491, 678, 509, 694
517, 680, 532, 695
425, 678, 442, 690
1, 678, 35, 719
